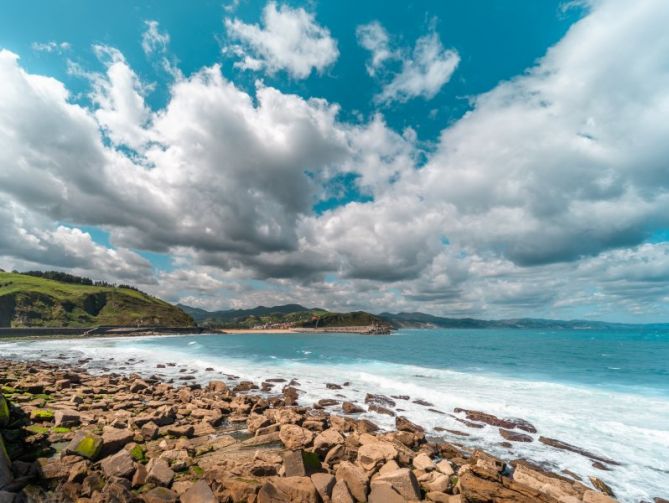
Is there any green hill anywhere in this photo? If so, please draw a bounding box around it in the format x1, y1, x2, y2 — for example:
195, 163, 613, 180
178, 303, 387, 329
0, 271, 194, 328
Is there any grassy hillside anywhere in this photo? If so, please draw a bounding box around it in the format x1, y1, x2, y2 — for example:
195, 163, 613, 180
0, 271, 194, 328
179, 303, 387, 329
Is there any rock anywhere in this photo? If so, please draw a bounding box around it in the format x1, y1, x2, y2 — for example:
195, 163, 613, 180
141, 421, 159, 440
0, 437, 12, 490
66, 431, 103, 460
67, 460, 89, 483
258, 477, 319, 503
368, 481, 404, 503
512, 461, 583, 502
356, 419, 379, 434
395, 416, 424, 434
375, 469, 421, 500
102, 426, 134, 456
413, 452, 435, 471
368, 404, 395, 416
311, 473, 335, 502
314, 428, 345, 455
424, 473, 450, 492
280, 424, 314, 450
454, 408, 537, 433
101, 450, 135, 479
182, 479, 216, 503
29, 408, 54, 422
335, 461, 368, 502
248, 414, 272, 433
54, 409, 80, 427
132, 463, 148, 488
357, 442, 398, 471
143, 487, 178, 503
147, 458, 175, 487
331, 479, 355, 503
342, 402, 364, 414
589, 477, 615, 498
0, 491, 16, 503
318, 399, 340, 407
326, 383, 343, 390
583, 491, 617, 503
0, 394, 9, 428
426, 492, 461, 502
283, 450, 307, 477
379, 460, 400, 475
365, 394, 396, 408
166, 424, 194, 438
538, 437, 620, 466
436, 460, 454, 476
499, 428, 533, 442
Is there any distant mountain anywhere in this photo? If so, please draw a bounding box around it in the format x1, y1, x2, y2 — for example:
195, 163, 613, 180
379, 312, 669, 330
178, 303, 387, 329
0, 271, 194, 328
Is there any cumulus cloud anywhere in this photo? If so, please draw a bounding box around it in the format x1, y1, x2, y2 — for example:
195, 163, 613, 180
224, 1, 339, 78
2, 0, 669, 320
357, 21, 460, 104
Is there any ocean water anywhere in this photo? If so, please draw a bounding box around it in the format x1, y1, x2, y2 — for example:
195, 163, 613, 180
1, 328, 668, 501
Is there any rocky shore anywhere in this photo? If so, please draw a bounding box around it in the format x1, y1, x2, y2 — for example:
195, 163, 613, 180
0, 359, 656, 503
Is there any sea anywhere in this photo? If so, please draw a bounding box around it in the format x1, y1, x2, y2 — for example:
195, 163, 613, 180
1, 328, 668, 502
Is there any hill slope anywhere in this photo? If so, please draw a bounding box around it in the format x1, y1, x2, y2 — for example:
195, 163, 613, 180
178, 303, 387, 329
0, 271, 194, 328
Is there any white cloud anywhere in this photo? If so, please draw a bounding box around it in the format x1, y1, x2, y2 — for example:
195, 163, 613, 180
31, 41, 71, 54
224, 1, 339, 79
357, 22, 460, 104
142, 20, 170, 55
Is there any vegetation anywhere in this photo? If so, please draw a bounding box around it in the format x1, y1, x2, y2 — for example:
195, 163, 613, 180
0, 271, 194, 328
179, 303, 387, 329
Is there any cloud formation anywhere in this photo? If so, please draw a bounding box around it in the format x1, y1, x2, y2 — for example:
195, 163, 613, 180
1, 0, 669, 320
357, 22, 460, 104
224, 1, 339, 79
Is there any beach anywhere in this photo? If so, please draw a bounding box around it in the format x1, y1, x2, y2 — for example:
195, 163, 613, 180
1, 328, 668, 501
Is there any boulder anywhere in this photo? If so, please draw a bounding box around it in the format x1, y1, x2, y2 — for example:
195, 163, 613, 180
512, 462, 583, 502
258, 477, 319, 503
357, 442, 398, 471
101, 427, 134, 456
0, 394, 9, 427
395, 416, 424, 434
311, 473, 336, 502
413, 452, 435, 471
66, 431, 103, 460
583, 491, 617, 503
589, 477, 615, 498
368, 481, 404, 503
141, 421, 160, 440
182, 480, 216, 503
499, 428, 533, 442
142, 487, 178, 503
0, 438, 13, 490
101, 450, 135, 479
54, 409, 80, 427
314, 428, 345, 455
147, 458, 175, 487
335, 461, 368, 502
454, 408, 537, 433
374, 469, 421, 500
331, 479, 355, 503
342, 402, 364, 414
166, 424, 194, 438
436, 460, 454, 476
280, 424, 314, 450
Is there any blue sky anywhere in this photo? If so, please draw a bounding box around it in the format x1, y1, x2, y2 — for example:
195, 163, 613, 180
1, 0, 669, 321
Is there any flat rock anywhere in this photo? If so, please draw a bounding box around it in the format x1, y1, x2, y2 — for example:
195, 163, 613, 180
101, 450, 135, 479
181, 480, 216, 503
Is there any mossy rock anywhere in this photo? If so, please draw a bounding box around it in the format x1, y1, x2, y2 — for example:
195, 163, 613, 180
130, 444, 147, 463
25, 425, 51, 435
189, 465, 204, 478
67, 432, 103, 460
0, 435, 9, 462
0, 393, 9, 427
29, 409, 54, 422
1, 386, 16, 395
51, 427, 71, 434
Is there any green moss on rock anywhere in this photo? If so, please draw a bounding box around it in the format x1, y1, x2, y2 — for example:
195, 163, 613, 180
0, 393, 9, 427
67, 432, 103, 460
130, 444, 147, 463
29, 408, 54, 422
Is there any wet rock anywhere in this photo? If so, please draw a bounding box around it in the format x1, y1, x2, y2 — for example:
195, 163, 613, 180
589, 476, 615, 498
413, 399, 433, 407
318, 399, 340, 407
342, 402, 364, 414
182, 479, 216, 503
101, 450, 135, 479
365, 394, 395, 408
368, 404, 395, 416
499, 428, 533, 442
326, 383, 343, 390
454, 408, 537, 433
539, 437, 620, 466
395, 416, 424, 434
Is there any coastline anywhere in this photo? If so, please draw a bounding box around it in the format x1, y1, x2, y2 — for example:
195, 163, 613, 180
0, 358, 628, 503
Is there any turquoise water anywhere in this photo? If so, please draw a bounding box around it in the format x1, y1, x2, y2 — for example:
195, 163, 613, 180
2, 328, 669, 501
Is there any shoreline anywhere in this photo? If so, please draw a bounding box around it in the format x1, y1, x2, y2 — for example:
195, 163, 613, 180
0, 358, 630, 502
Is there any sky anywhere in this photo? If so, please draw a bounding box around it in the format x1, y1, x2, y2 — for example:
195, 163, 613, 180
1, 0, 669, 322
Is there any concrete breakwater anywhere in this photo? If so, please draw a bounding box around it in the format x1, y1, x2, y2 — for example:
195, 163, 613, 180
0, 326, 204, 338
